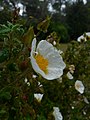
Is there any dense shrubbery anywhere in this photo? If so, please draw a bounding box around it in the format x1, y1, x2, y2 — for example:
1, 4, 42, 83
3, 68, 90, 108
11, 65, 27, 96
0, 19, 90, 120
49, 22, 70, 43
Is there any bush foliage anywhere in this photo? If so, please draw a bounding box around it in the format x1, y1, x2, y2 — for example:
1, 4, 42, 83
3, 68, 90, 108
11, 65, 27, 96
0, 18, 90, 120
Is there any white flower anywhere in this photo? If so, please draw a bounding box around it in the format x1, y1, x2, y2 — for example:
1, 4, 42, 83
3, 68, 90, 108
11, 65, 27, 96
69, 64, 75, 74
83, 96, 89, 104
71, 106, 74, 109
24, 78, 30, 86
30, 38, 66, 80
24, 78, 28, 83
53, 41, 56, 45
57, 77, 62, 83
67, 71, 73, 79
27, 82, 30, 86
32, 74, 37, 78
38, 81, 43, 87
34, 93, 43, 102
77, 32, 90, 42
75, 80, 85, 94
53, 107, 63, 120
83, 111, 86, 115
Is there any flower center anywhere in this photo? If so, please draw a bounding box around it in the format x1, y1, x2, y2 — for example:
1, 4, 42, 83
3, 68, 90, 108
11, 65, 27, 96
35, 54, 48, 74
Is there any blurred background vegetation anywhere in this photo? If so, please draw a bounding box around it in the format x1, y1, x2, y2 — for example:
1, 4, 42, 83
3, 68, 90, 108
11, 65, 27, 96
0, 0, 90, 43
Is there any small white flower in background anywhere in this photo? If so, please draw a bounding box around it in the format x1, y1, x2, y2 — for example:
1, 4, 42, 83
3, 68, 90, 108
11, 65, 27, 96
57, 77, 62, 83
32, 74, 37, 78
77, 35, 86, 42
24, 78, 30, 86
83, 111, 86, 115
69, 65, 75, 74
53, 107, 63, 120
75, 80, 85, 94
71, 106, 74, 109
77, 32, 90, 42
38, 81, 43, 87
53, 41, 56, 45
83, 96, 89, 104
34, 93, 43, 102
27, 82, 30, 86
30, 38, 66, 80
67, 71, 73, 79
24, 78, 28, 83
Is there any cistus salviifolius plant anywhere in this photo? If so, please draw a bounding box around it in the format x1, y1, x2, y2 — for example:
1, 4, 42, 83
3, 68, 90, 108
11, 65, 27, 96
0, 18, 90, 120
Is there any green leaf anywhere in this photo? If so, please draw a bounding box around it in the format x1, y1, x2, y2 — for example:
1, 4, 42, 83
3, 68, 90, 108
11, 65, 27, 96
7, 21, 13, 28
7, 63, 18, 71
0, 27, 11, 34
23, 26, 34, 46
0, 91, 11, 100
25, 114, 32, 120
37, 114, 46, 120
0, 110, 7, 114
0, 49, 9, 63
37, 16, 51, 33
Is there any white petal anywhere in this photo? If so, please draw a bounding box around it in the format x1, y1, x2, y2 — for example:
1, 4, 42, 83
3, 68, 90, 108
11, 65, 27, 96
31, 38, 37, 51
30, 53, 46, 76
77, 35, 84, 42
53, 41, 56, 45
36, 40, 54, 57
31, 39, 46, 77
27, 82, 30, 86
77, 32, 90, 42
67, 72, 73, 79
34, 93, 43, 102
75, 80, 85, 94
47, 51, 66, 70
53, 107, 63, 120
38, 82, 43, 87
37, 41, 66, 70
43, 68, 63, 80
85, 32, 90, 36
24, 78, 28, 83
32, 74, 37, 78
42, 49, 66, 80
83, 96, 89, 104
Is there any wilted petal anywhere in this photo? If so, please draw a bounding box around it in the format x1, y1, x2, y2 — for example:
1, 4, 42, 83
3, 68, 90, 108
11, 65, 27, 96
67, 71, 73, 79
83, 96, 89, 104
75, 80, 85, 94
53, 107, 63, 120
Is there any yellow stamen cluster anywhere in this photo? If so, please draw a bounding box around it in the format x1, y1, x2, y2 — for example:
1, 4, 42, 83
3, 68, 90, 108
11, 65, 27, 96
35, 54, 48, 74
